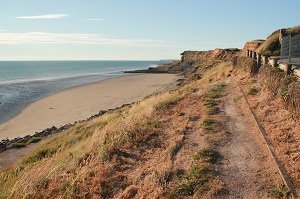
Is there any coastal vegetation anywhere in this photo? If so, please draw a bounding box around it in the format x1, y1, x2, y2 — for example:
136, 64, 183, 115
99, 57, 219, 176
1, 26, 300, 198
257, 25, 300, 56
0, 61, 232, 198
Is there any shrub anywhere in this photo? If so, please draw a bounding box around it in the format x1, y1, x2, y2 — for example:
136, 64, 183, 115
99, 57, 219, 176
259, 65, 299, 119
259, 66, 287, 96
282, 82, 300, 119
234, 57, 258, 76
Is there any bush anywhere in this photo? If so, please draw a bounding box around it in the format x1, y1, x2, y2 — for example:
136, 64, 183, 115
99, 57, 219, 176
259, 66, 286, 96
282, 82, 300, 119
259, 65, 299, 119
234, 57, 258, 76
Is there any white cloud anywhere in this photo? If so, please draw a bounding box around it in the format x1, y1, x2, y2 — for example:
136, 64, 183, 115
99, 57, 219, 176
87, 18, 108, 21
16, 14, 69, 19
0, 32, 164, 46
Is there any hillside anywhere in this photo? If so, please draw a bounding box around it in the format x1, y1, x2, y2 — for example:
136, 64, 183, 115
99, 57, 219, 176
248, 25, 300, 56
1, 29, 300, 198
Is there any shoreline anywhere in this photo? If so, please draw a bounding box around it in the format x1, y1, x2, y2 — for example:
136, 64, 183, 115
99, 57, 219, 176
0, 72, 127, 126
0, 73, 179, 143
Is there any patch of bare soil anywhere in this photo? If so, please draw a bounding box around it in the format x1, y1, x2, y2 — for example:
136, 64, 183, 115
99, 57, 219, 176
215, 81, 283, 198
239, 75, 300, 195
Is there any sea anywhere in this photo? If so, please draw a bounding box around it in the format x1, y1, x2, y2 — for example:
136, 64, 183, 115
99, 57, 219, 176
0, 60, 166, 124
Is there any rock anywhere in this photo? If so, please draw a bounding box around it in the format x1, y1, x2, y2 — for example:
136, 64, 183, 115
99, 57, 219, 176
241, 40, 265, 56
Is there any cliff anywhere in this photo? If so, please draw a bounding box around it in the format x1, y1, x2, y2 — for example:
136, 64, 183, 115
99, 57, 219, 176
241, 40, 265, 56
181, 48, 240, 62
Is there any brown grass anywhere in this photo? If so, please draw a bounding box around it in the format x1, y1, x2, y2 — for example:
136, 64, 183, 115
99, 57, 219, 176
259, 65, 299, 119
257, 26, 300, 56
234, 57, 258, 76
0, 61, 235, 198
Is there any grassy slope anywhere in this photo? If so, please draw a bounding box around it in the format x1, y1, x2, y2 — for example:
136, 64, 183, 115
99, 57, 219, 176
0, 62, 233, 198
257, 25, 300, 56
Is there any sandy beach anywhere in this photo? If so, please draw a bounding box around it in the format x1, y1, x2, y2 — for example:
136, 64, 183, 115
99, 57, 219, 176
0, 74, 178, 140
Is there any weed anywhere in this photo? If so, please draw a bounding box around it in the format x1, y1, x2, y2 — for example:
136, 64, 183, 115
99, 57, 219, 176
202, 119, 217, 128
193, 148, 221, 164
177, 165, 212, 196
248, 86, 259, 95
27, 137, 41, 144
98, 144, 110, 162
189, 115, 200, 121
22, 148, 57, 165
156, 95, 182, 110
9, 142, 26, 149
206, 107, 220, 115
61, 180, 70, 192
268, 184, 290, 199
204, 99, 219, 108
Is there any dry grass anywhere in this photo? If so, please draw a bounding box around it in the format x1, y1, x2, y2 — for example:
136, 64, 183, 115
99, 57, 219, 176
268, 184, 290, 199
259, 65, 299, 119
257, 34, 280, 56
257, 25, 300, 56
234, 57, 258, 76
0, 61, 234, 198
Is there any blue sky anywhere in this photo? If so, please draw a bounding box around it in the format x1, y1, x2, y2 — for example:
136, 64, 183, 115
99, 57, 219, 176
0, 0, 299, 60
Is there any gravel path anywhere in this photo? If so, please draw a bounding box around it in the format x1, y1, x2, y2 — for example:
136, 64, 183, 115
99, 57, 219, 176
216, 81, 283, 198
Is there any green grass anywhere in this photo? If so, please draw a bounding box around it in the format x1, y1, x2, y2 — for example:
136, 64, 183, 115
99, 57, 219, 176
202, 119, 217, 129
177, 165, 212, 196
248, 86, 259, 95
193, 148, 221, 163
9, 142, 27, 149
203, 84, 225, 116
26, 137, 41, 144
204, 84, 225, 99
206, 106, 220, 115
21, 148, 57, 166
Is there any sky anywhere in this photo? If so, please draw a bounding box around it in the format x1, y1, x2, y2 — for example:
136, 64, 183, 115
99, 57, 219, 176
0, 0, 299, 60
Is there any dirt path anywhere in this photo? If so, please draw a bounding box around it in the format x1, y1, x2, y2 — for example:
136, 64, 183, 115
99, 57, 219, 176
216, 81, 283, 198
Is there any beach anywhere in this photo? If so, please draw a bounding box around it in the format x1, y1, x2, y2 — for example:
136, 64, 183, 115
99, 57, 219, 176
0, 73, 178, 140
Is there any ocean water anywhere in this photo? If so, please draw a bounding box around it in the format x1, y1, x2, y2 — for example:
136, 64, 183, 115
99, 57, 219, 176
0, 60, 166, 124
